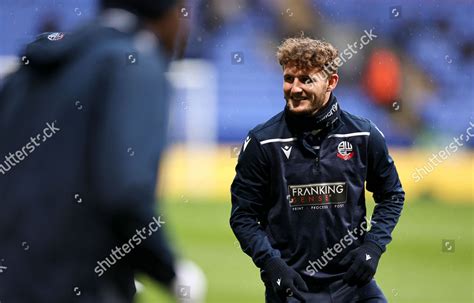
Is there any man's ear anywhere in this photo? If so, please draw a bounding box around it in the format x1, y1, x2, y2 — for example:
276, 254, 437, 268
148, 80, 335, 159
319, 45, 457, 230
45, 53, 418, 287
327, 73, 339, 92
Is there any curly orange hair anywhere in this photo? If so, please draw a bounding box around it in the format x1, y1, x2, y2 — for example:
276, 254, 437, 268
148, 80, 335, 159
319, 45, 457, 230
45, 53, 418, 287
277, 37, 339, 74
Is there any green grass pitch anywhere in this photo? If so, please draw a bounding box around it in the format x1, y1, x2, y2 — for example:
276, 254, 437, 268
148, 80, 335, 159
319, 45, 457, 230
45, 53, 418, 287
135, 199, 473, 303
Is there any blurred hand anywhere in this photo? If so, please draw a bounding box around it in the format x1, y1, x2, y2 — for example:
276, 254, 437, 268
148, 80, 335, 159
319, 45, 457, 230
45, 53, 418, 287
171, 259, 207, 303
339, 242, 382, 287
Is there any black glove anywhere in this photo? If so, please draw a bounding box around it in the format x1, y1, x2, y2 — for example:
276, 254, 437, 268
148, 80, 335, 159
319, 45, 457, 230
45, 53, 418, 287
262, 257, 308, 302
339, 242, 383, 287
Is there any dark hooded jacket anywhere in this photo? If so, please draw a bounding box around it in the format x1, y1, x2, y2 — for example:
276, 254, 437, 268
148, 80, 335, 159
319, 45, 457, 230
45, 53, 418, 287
0, 11, 175, 303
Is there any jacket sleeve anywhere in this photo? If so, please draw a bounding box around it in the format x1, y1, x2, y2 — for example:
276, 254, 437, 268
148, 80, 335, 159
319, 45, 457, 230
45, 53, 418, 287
365, 122, 405, 252
89, 50, 175, 284
230, 132, 281, 268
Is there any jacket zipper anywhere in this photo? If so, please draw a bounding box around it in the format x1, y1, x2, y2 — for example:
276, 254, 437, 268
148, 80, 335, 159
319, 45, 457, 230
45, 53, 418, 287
313, 153, 320, 174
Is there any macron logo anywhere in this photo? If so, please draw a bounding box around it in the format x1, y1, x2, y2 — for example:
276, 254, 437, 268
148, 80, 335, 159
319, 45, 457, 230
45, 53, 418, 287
243, 136, 251, 151
281, 145, 292, 159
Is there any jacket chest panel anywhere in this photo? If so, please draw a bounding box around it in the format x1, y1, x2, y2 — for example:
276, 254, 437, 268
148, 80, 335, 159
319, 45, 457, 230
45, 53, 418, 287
271, 136, 367, 176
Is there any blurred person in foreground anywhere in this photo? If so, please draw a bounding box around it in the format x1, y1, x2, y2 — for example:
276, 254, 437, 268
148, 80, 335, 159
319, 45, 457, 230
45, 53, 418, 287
0, 1, 205, 302
230, 37, 405, 302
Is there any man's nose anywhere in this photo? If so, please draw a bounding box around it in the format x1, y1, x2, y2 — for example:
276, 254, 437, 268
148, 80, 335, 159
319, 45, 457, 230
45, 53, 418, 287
290, 79, 303, 94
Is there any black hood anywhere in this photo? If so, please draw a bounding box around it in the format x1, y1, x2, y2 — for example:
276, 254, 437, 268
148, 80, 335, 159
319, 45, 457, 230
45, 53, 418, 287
20, 10, 141, 71
19, 9, 162, 71
21, 31, 83, 70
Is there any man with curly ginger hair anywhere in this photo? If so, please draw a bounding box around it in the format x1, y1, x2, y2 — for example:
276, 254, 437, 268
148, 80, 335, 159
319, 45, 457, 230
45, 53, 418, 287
230, 37, 404, 302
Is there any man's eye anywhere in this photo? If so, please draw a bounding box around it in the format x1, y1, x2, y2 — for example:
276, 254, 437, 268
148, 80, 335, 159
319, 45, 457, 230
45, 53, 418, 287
284, 76, 293, 82
302, 77, 313, 84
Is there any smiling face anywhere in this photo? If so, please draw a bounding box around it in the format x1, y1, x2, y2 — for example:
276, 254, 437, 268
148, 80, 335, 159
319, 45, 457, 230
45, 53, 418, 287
283, 64, 336, 116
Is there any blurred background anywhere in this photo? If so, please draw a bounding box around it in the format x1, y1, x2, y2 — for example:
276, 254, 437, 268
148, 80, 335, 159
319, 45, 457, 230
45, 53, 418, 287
0, 0, 472, 302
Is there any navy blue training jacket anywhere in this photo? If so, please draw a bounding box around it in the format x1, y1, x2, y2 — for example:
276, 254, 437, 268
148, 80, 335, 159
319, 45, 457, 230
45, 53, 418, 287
230, 94, 404, 286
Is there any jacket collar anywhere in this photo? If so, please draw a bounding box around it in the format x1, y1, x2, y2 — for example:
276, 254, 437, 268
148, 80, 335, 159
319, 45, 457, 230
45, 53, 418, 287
285, 93, 341, 134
